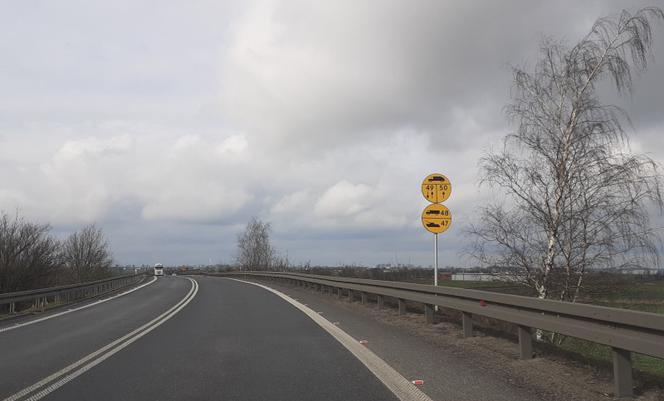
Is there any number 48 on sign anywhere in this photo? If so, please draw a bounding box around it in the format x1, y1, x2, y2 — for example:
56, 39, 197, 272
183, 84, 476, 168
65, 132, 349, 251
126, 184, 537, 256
421, 203, 451, 234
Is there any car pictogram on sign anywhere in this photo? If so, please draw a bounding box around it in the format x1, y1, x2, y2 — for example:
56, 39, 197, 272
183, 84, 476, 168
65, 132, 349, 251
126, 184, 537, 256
421, 203, 452, 234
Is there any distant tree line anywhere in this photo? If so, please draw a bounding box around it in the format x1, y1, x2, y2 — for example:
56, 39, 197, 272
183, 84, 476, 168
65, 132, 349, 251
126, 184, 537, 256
0, 211, 113, 294
304, 266, 436, 282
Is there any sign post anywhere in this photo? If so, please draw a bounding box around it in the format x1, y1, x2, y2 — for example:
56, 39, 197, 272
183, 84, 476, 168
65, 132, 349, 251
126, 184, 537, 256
434, 234, 438, 288
421, 173, 452, 302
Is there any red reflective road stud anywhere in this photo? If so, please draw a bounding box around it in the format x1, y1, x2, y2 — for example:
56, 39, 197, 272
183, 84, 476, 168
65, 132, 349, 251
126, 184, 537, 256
411, 379, 424, 385
479, 300, 487, 307
359, 340, 368, 345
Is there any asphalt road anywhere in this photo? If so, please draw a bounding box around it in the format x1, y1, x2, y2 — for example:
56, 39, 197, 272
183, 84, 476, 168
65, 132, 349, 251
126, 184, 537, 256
0, 276, 401, 401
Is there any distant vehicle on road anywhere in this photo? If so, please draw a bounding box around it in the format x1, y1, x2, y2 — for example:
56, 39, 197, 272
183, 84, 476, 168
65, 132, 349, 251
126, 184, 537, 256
154, 263, 164, 277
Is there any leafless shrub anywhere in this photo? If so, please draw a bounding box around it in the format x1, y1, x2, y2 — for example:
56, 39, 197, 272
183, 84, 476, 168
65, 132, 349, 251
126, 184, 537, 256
0, 211, 60, 293
236, 217, 276, 270
61, 224, 113, 281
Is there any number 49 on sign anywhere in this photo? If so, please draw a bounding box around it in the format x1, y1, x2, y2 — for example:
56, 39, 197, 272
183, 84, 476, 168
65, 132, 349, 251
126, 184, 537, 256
421, 173, 452, 204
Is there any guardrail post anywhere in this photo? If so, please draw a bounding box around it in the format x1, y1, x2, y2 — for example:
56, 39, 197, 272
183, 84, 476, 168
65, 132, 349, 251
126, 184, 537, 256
337, 287, 343, 299
612, 348, 633, 398
377, 295, 384, 309
398, 298, 406, 315
517, 325, 533, 359
462, 312, 473, 337
348, 290, 355, 302
360, 292, 367, 305
9, 302, 15, 314
424, 304, 434, 324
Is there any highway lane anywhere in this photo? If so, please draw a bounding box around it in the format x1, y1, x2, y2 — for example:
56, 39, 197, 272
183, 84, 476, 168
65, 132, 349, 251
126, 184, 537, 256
0, 277, 157, 334
8, 276, 403, 401
0, 277, 191, 399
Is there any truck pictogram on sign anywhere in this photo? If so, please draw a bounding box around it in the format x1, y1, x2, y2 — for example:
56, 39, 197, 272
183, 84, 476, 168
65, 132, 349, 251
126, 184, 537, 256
421, 203, 452, 234
421, 173, 452, 203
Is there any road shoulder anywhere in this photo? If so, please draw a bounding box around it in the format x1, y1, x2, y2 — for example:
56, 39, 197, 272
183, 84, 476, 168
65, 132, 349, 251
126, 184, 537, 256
252, 279, 629, 401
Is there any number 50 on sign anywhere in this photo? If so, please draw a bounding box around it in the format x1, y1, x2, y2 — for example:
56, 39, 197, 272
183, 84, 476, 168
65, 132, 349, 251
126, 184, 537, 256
421, 173, 452, 204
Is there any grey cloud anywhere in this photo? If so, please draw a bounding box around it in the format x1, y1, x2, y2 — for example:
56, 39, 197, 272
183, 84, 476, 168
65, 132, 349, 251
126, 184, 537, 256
0, 1, 662, 267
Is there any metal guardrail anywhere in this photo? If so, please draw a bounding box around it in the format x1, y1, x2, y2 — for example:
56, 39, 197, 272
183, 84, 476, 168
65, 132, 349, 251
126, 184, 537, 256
0, 273, 147, 315
201, 271, 663, 398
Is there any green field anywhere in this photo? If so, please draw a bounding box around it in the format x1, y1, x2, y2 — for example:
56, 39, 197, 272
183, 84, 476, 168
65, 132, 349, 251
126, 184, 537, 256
588, 281, 664, 314
436, 278, 664, 313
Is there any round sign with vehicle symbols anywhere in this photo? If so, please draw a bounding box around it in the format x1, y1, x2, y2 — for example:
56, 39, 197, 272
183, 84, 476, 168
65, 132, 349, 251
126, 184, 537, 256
421, 203, 452, 234
421, 173, 452, 204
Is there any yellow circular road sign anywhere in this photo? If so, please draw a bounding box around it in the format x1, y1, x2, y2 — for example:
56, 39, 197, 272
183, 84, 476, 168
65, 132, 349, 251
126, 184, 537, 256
421, 173, 452, 204
421, 203, 452, 234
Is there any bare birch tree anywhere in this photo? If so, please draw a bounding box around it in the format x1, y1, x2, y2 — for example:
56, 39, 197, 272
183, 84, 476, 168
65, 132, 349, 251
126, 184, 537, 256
236, 217, 275, 270
61, 224, 113, 281
470, 8, 664, 305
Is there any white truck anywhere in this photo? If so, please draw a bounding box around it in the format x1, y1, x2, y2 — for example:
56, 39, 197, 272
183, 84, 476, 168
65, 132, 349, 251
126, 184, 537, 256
154, 263, 164, 277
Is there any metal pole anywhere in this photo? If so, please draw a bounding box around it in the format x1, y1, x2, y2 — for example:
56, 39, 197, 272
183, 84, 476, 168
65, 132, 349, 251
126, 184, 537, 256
434, 233, 438, 287
434, 233, 438, 312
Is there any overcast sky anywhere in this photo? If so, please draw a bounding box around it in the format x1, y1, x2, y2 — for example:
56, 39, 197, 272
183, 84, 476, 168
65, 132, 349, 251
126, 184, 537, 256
1, 1, 663, 267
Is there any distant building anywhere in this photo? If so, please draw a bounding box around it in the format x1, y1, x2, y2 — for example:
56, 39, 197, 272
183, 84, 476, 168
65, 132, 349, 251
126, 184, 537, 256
452, 272, 501, 282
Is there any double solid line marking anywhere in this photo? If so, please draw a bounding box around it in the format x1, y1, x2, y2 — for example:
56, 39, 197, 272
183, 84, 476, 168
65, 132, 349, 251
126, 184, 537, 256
4, 278, 199, 401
